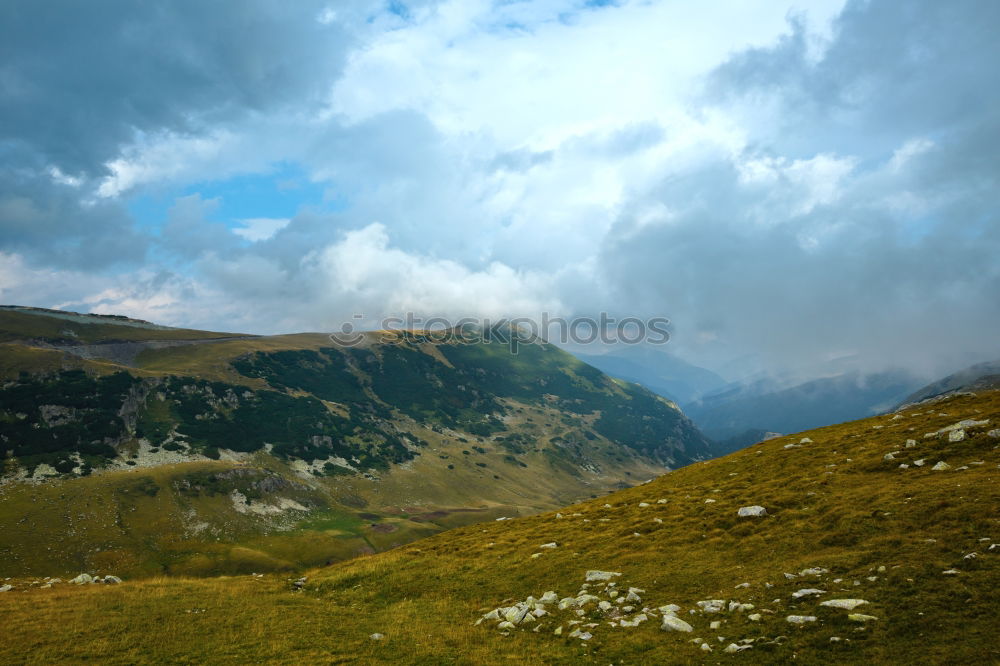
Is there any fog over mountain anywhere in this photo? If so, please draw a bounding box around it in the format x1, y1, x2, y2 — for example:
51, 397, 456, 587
2, 0, 998, 382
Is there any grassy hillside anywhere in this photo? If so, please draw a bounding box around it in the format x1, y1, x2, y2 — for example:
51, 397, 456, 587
0, 308, 710, 578
1, 389, 997, 664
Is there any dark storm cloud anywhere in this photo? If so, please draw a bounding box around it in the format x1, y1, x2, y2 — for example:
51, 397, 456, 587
0, 0, 359, 270
0, 0, 354, 176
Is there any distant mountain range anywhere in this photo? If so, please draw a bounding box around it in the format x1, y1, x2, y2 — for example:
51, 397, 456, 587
898, 359, 1000, 407
573, 346, 726, 405
571, 344, 932, 445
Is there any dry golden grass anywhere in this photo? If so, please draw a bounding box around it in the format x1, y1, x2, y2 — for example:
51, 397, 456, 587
2, 390, 999, 664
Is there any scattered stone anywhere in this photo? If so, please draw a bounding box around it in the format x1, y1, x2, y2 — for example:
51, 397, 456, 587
734, 582, 750, 589
905, 439, 917, 448
539, 542, 558, 549
659, 604, 681, 614
848, 614, 878, 622
792, 589, 825, 599
942, 569, 960, 575
931, 461, 951, 471
799, 568, 829, 576
786, 615, 817, 624
585, 570, 622, 582
0, 585, 11, 592
700, 642, 713, 652
370, 633, 384, 641
948, 429, 966, 442
696, 600, 726, 613
69, 574, 94, 585
103, 575, 122, 584
709, 620, 721, 630
820, 599, 868, 610
539, 591, 558, 604
913, 459, 926, 467
748, 613, 762, 622
800, 437, 813, 443
724, 643, 752, 653
738, 506, 767, 518
661, 615, 694, 632
987, 429, 1000, 438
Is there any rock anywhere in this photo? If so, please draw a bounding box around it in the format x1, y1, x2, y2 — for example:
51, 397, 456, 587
792, 588, 826, 599
69, 574, 94, 585
504, 606, 531, 624
497, 621, 515, 630
748, 613, 762, 622
625, 587, 643, 603
369, 633, 384, 641
786, 615, 817, 624
553, 626, 563, 636
103, 576, 122, 584
598, 601, 613, 612
913, 459, 926, 467
800, 437, 813, 443
696, 600, 726, 613
482, 609, 500, 621
942, 569, 960, 575
729, 601, 754, 612
931, 461, 951, 471
734, 582, 750, 589
0, 584, 11, 592
883, 453, 896, 461
539, 591, 558, 604
738, 506, 767, 518
987, 429, 1000, 438
661, 615, 694, 632
619, 614, 648, 627
724, 643, 752, 653
820, 599, 868, 610
848, 614, 878, 622
803, 568, 828, 576
585, 570, 621, 582
948, 429, 966, 442
658, 604, 681, 614
709, 620, 721, 629
638, 502, 650, 507
700, 642, 713, 652
539, 542, 558, 549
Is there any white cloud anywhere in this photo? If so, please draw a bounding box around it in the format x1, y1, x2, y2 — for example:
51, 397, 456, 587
317, 223, 563, 323
233, 218, 291, 242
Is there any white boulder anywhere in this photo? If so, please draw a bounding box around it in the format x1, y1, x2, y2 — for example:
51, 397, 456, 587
820, 599, 868, 610
661, 615, 694, 632
738, 506, 767, 518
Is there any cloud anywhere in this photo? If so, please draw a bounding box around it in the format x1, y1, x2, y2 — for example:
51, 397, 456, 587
233, 218, 292, 243
2, 0, 999, 383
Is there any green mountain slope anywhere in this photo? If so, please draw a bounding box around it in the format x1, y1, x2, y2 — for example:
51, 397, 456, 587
0, 307, 712, 577
0, 388, 997, 664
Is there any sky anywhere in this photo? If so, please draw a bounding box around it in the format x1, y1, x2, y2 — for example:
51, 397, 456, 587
1, 0, 998, 382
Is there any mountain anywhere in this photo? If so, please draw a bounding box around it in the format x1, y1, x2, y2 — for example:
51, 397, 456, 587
684, 370, 923, 441
1, 384, 997, 663
0, 305, 712, 577
572, 346, 726, 404
897, 359, 1000, 407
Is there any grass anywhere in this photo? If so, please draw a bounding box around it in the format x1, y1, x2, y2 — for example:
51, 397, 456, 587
1, 390, 998, 663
